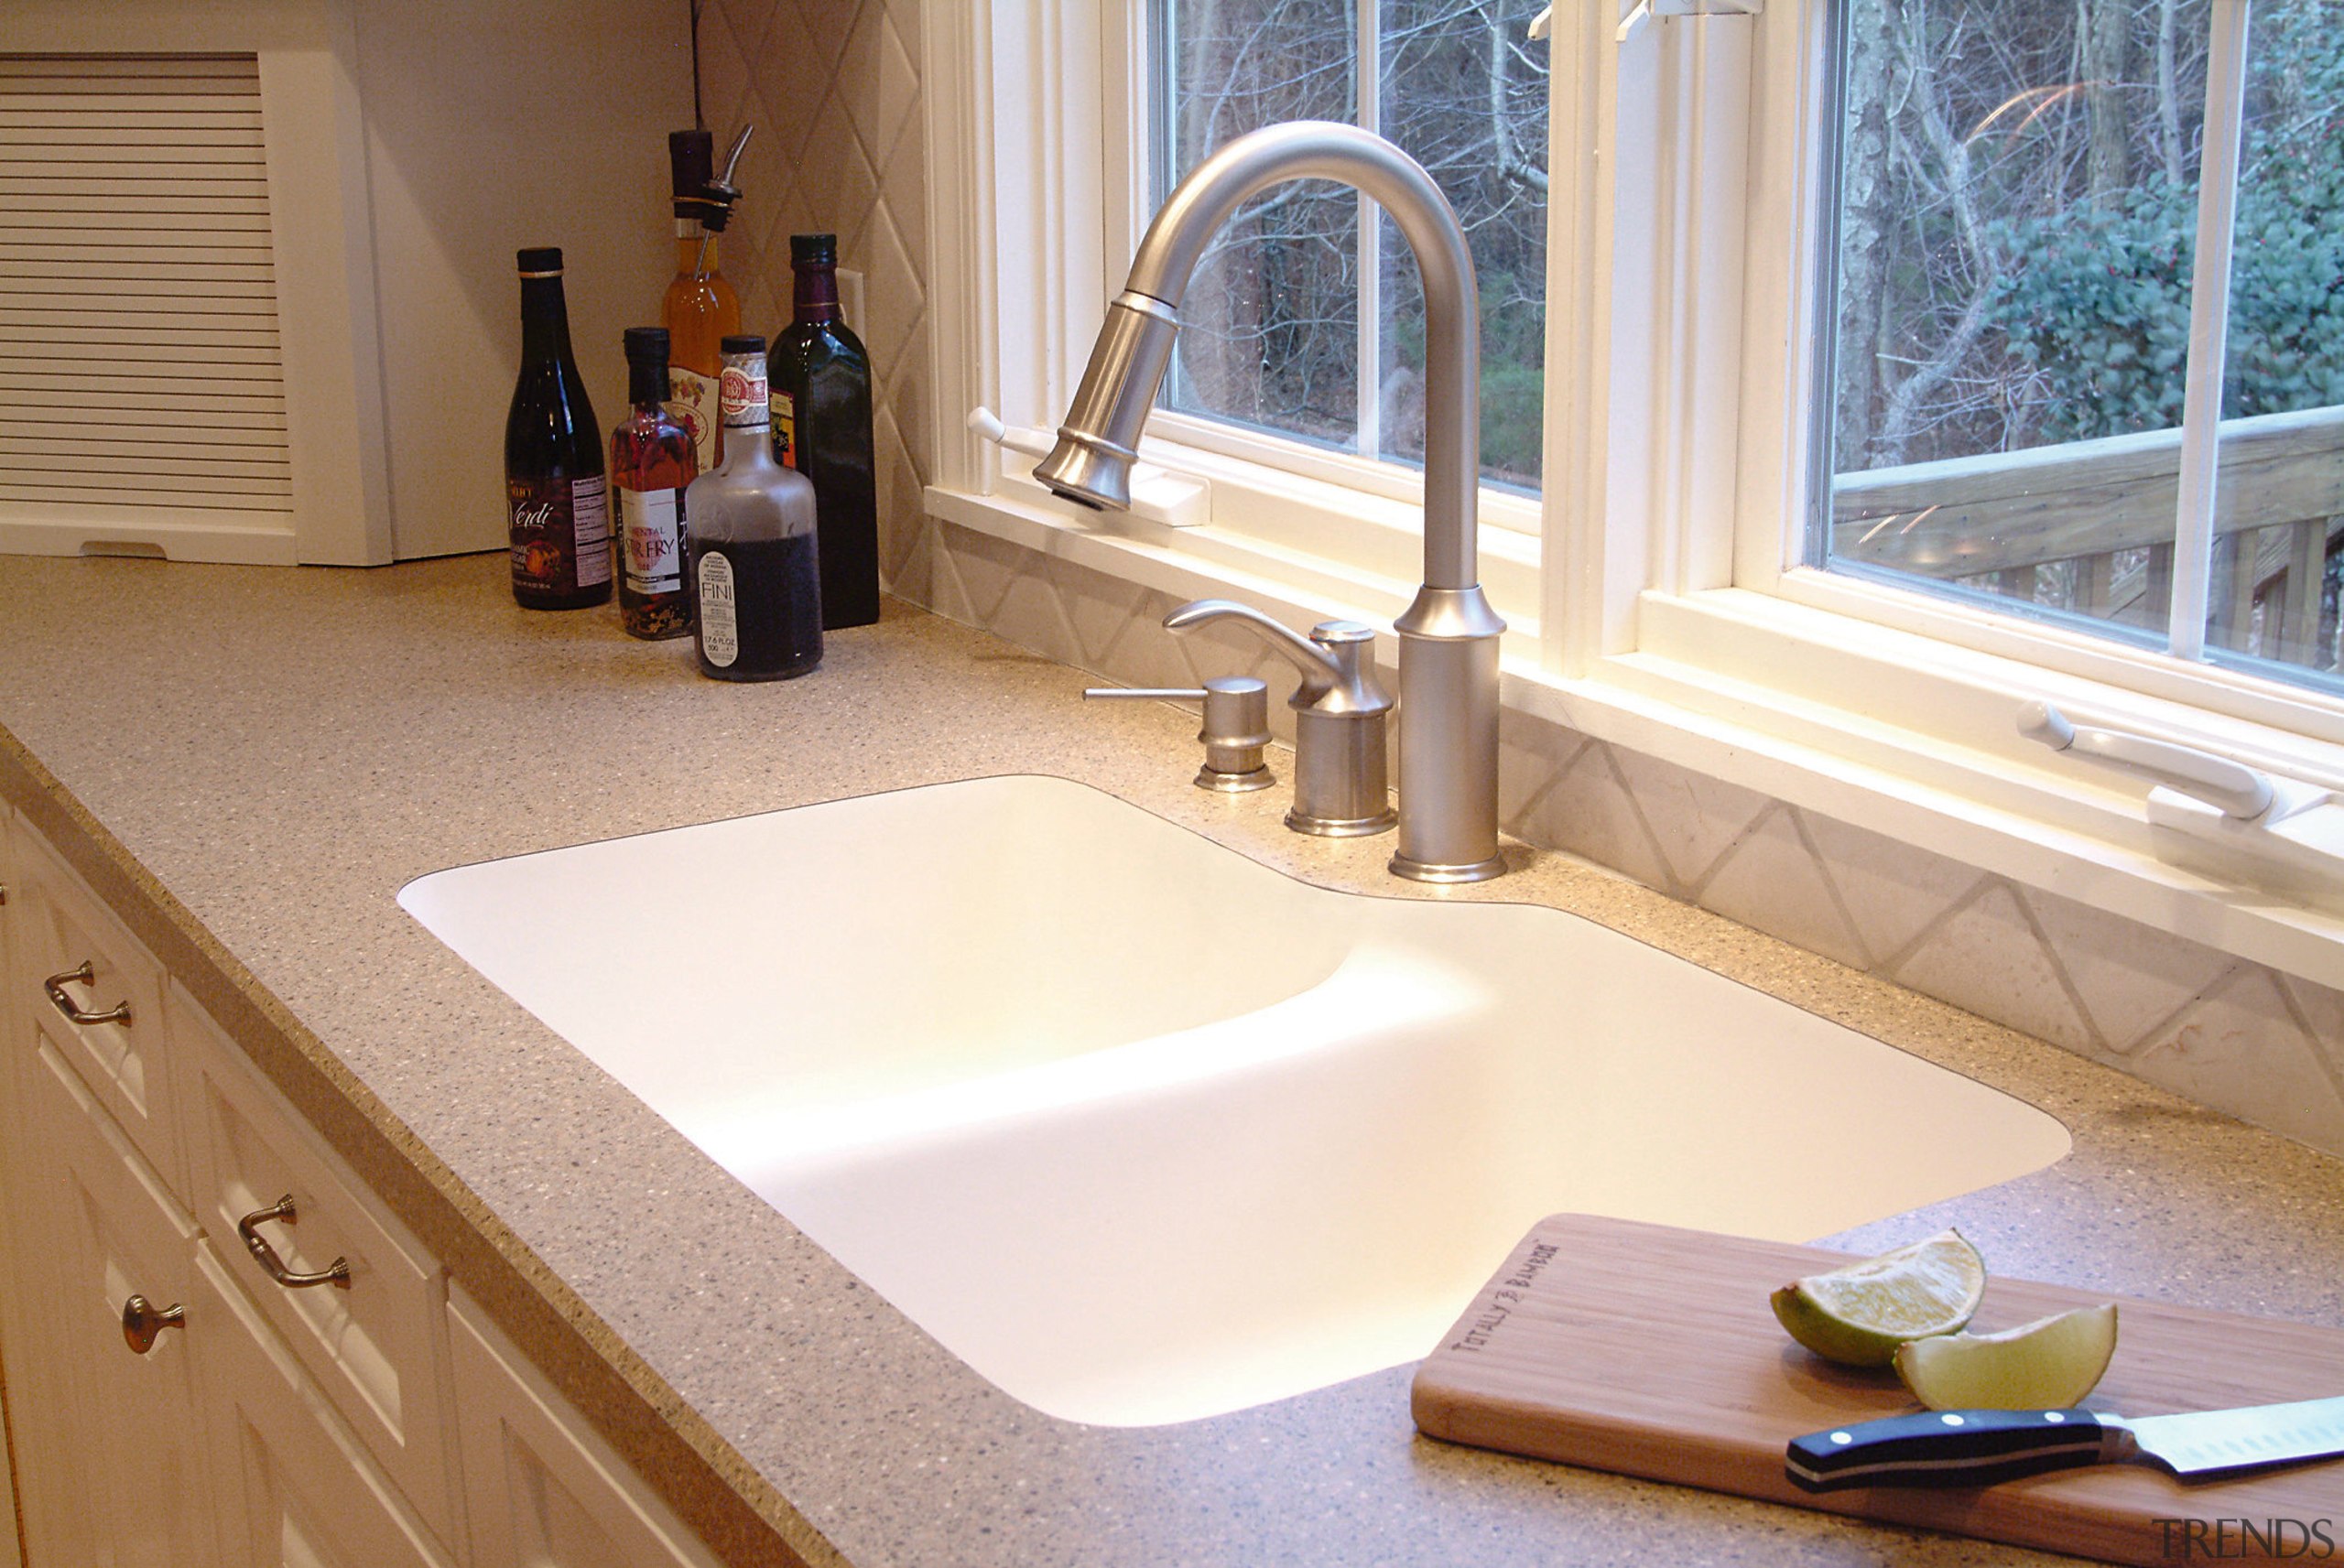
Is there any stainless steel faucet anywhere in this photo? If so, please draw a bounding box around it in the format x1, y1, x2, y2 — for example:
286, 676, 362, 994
1036, 121, 1505, 882
1164, 599, 1397, 838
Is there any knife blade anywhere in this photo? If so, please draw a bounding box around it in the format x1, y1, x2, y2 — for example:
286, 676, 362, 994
1785, 1395, 2344, 1492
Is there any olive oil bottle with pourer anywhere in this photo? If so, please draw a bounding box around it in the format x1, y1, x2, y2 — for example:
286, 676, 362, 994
661, 126, 749, 476
769, 233, 878, 628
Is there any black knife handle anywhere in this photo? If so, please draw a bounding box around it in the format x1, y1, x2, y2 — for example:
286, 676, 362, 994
1786, 1409, 2110, 1492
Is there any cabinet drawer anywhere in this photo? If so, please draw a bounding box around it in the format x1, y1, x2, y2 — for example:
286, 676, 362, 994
449, 1292, 722, 1568
190, 1247, 456, 1568
9, 824, 180, 1197
174, 984, 461, 1551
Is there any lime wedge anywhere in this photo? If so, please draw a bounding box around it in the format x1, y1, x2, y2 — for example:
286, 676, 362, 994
1894, 1303, 2119, 1411
1769, 1229, 1986, 1368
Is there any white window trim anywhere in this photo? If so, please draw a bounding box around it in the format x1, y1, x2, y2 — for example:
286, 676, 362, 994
920, 0, 2344, 989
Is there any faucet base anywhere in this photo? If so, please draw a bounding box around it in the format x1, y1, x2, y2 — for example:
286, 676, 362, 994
1388, 851, 1507, 884
1288, 806, 1397, 838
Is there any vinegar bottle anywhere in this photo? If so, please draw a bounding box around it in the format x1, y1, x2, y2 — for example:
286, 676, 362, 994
686, 336, 822, 681
505, 246, 609, 610
662, 129, 741, 477
610, 327, 698, 639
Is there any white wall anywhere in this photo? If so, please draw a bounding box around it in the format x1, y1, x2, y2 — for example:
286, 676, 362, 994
351, 0, 691, 558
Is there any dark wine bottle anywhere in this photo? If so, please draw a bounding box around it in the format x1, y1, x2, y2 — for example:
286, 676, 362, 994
688, 335, 822, 680
768, 233, 878, 630
505, 247, 610, 610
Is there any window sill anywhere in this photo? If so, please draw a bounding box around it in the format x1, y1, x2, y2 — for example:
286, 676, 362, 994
921, 483, 2344, 987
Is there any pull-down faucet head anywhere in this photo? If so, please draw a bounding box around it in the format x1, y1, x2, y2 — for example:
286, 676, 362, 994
1034, 294, 1179, 511
1041, 119, 1507, 882
1038, 118, 1479, 586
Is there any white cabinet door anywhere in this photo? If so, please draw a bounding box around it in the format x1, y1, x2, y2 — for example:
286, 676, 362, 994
188, 1249, 453, 1568
175, 985, 461, 1547
0, 1033, 215, 1568
448, 1293, 721, 1568
0, 1384, 17, 1568
0, 803, 22, 1568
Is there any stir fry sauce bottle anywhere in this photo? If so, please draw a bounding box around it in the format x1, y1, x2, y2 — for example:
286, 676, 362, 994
611, 327, 697, 639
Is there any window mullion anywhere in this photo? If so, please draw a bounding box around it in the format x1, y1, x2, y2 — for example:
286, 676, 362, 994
1356, 0, 1383, 460
2164, 0, 2254, 664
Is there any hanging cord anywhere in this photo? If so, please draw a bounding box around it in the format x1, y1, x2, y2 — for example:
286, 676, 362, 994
689, 0, 705, 129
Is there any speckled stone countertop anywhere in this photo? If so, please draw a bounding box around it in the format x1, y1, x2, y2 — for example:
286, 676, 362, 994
2, 553, 2339, 1568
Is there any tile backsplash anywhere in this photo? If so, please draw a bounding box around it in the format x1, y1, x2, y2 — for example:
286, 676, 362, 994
698, 0, 932, 598
728, 5, 2344, 1159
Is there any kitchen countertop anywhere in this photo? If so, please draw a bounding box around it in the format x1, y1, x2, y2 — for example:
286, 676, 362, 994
2, 551, 2339, 1568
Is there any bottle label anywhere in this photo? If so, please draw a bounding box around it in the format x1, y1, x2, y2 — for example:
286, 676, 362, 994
666, 368, 721, 473
770, 389, 798, 470
507, 473, 612, 592
620, 486, 685, 594
570, 475, 611, 585
720, 360, 767, 430
698, 551, 739, 666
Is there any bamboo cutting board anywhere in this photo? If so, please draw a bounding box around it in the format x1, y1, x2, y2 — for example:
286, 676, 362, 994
1412, 1215, 2344, 1566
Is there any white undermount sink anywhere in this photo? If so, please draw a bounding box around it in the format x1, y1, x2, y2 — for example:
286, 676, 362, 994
398, 774, 2070, 1427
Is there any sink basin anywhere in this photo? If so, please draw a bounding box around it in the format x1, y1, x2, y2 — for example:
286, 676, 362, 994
400, 774, 2070, 1427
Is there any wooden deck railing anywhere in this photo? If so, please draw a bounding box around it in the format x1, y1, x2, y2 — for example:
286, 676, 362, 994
1832, 404, 2344, 669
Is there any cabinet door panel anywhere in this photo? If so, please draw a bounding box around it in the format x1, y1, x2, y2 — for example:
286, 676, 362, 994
4, 1036, 211, 1568
448, 1295, 719, 1568
190, 1250, 452, 1568
0, 807, 22, 1568
175, 987, 458, 1546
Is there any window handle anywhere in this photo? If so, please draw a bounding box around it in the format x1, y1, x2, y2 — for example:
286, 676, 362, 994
2018, 701, 2274, 820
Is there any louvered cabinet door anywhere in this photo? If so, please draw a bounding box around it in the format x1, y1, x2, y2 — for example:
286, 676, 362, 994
0, 53, 298, 563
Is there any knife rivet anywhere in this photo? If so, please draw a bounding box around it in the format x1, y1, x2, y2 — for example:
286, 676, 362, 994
1829, 1432, 1851, 1445
1941, 1413, 1966, 1427
2044, 1411, 2066, 1423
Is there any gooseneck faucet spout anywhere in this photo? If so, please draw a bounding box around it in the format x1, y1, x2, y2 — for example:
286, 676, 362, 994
1037, 121, 1506, 881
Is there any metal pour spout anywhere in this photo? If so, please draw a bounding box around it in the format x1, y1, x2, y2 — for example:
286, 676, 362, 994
1037, 121, 1506, 882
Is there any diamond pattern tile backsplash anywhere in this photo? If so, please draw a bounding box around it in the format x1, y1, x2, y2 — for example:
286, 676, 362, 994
714, 2, 2344, 1158
698, 0, 930, 594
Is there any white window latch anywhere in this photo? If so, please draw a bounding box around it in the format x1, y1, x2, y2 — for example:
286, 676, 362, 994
2020, 700, 2344, 915
1611, 0, 1764, 45
967, 407, 1210, 528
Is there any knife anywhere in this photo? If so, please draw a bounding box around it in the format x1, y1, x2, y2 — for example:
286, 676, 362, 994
1785, 1396, 2344, 1492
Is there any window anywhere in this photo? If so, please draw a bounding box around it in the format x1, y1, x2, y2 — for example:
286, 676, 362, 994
923, 0, 2344, 970
1818, 0, 2344, 692
1150, 0, 1551, 492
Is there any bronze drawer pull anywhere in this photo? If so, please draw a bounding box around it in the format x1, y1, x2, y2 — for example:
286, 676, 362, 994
236, 1195, 352, 1290
121, 1294, 185, 1354
43, 960, 133, 1028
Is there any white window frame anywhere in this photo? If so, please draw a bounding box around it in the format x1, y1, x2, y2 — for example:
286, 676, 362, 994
924, 2, 1546, 644
921, 0, 2344, 987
